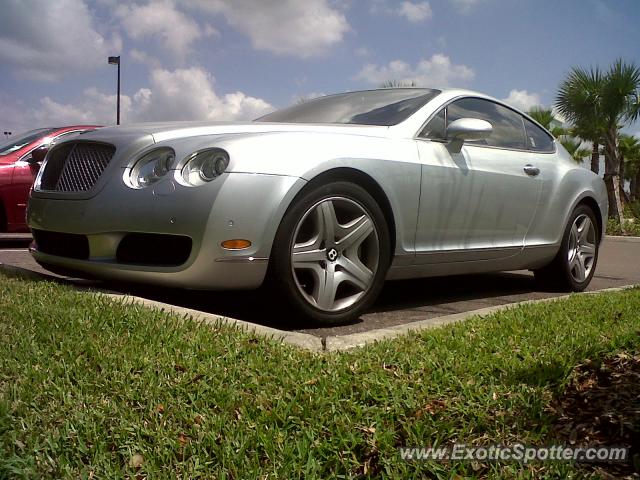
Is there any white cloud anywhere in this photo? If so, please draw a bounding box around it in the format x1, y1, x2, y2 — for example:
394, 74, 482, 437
502, 89, 542, 112
0, 0, 120, 81
1, 67, 273, 132
130, 49, 161, 69
187, 0, 349, 58
450, 0, 480, 13
291, 92, 326, 104
398, 1, 433, 22
116, 0, 210, 60
134, 67, 273, 122
355, 54, 474, 88
34, 88, 132, 126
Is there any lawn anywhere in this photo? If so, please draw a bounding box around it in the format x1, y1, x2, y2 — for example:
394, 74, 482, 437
1, 272, 638, 478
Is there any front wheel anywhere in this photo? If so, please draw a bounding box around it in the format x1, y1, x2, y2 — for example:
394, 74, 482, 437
534, 204, 599, 291
270, 181, 390, 325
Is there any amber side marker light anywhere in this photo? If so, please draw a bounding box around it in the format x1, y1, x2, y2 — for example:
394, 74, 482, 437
221, 239, 252, 250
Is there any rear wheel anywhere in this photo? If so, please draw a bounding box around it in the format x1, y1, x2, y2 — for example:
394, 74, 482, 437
534, 204, 599, 291
270, 181, 390, 325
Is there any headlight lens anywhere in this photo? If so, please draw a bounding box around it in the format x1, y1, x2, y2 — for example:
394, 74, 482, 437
130, 147, 175, 188
181, 149, 229, 186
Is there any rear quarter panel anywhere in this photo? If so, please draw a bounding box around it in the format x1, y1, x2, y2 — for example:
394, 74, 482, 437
525, 145, 607, 247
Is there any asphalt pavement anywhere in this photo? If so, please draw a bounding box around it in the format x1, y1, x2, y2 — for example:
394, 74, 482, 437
1, 235, 639, 338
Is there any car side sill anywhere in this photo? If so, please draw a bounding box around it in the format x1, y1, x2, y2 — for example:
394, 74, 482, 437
387, 244, 559, 280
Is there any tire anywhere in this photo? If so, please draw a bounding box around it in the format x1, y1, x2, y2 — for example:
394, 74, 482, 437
270, 181, 391, 325
534, 204, 599, 292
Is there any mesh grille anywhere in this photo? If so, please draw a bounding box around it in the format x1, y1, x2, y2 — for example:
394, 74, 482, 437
40, 143, 116, 192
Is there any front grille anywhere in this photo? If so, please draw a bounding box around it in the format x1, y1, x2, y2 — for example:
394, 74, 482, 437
39, 142, 116, 192
32, 229, 89, 260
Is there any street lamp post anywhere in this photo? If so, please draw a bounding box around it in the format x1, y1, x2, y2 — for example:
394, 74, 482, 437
3, 131, 11, 139
108, 56, 121, 125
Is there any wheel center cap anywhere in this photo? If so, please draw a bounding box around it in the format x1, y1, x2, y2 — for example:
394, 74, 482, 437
326, 248, 339, 262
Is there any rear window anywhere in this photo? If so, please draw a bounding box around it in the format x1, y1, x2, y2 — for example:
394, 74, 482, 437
524, 117, 555, 152
0, 128, 56, 155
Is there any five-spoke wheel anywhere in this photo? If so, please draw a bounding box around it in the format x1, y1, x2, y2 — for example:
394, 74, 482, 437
271, 181, 390, 324
534, 204, 600, 291
291, 196, 379, 312
567, 213, 596, 283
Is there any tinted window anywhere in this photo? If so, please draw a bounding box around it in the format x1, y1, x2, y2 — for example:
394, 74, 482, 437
421, 108, 446, 140
524, 118, 555, 152
446, 98, 526, 149
0, 128, 56, 156
257, 89, 441, 126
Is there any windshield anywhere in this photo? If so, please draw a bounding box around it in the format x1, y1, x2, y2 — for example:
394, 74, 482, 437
256, 89, 441, 126
0, 128, 57, 156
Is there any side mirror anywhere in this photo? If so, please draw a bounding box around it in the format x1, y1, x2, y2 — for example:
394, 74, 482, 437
28, 146, 49, 164
447, 118, 492, 153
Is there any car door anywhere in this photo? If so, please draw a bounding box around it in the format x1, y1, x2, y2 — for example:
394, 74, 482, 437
414, 97, 542, 263
9, 150, 41, 228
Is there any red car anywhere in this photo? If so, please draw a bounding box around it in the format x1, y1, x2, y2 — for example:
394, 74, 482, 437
0, 126, 100, 232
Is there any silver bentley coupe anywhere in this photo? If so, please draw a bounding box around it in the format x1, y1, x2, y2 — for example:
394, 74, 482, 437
28, 88, 608, 324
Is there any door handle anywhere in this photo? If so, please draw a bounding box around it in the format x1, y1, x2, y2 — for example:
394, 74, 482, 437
523, 164, 540, 176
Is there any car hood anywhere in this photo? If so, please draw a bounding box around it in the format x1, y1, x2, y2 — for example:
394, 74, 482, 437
76, 121, 390, 144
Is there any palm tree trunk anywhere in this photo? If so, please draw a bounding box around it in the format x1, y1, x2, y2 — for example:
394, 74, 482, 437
619, 156, 629, 203
603, 129, 625, 230
590, 142, 599, 174
631, 174, 637, 202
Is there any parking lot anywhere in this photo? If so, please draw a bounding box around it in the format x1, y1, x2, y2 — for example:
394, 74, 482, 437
1, 235, 638, 340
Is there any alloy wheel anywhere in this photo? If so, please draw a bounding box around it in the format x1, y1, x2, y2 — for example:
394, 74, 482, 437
567, 213, 596, 283
290, 196, 380, 312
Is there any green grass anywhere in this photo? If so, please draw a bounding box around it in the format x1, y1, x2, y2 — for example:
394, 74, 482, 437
606, 217, 640, 236
1, 273, 639, 478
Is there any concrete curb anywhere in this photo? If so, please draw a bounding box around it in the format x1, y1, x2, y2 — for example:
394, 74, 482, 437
324, 284, 639, 351
1, 262, 637, 353
604, 235, 640, 243
0, 233, 32, 244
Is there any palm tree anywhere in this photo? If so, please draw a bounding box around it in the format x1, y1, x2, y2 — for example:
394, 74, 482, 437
619, 134, 640, 202
380, 80, 417, 88
560, 137, 591, 164
600, 60, 640, 206
556, 59, 640, 225
555, 66, 604, 177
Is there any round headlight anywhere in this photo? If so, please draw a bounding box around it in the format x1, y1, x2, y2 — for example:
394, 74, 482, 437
130, 147, 175, 188
181, 149, 229, 186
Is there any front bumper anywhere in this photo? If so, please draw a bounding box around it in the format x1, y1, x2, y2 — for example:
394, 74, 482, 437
28, 171, 305, 289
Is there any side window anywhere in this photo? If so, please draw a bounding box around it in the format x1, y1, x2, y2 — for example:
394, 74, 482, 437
523, 118, 555, 152
446, 98, 526, 149
420, 108, 446, 140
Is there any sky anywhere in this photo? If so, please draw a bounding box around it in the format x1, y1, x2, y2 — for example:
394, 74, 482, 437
1, 0, 639, 137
